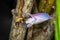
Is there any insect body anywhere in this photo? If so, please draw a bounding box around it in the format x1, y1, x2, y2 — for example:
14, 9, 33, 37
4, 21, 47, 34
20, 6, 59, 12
26, 13, 51, 28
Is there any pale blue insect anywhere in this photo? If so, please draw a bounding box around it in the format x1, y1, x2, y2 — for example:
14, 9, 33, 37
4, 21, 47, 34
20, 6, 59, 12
26, 13, 51, 28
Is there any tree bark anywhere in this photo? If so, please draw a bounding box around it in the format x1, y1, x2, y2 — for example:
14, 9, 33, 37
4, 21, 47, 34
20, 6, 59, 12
9, 0, 27, 40
9, 0, 55, 40
9, 0, 34, 40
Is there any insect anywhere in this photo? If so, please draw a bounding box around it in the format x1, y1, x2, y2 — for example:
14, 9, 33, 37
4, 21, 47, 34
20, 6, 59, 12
26, 13, 52, 28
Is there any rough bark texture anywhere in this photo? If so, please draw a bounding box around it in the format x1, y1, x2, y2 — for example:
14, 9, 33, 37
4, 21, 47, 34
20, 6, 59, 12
9, 0, 55, 40
32, 21, 55, 40
26, 0, 39, 40
32, 0, 55, 40
9, 0, 27, 40
9, 0, 34, 40
27, 0, 55, 40
22, 0, 34, 18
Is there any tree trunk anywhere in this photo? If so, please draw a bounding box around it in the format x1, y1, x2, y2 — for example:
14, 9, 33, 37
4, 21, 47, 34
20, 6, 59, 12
9, 0, 34, 40
9, 0, 55, 40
